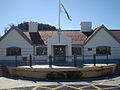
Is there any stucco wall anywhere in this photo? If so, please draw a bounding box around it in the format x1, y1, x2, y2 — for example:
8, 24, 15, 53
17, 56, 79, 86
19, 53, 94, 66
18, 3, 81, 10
0, 29, 33, 60
84, 28, 120, 60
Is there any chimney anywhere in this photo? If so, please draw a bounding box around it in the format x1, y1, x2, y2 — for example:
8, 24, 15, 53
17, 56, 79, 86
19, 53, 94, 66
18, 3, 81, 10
80, 22, 92, 32
29, 22, 38, 32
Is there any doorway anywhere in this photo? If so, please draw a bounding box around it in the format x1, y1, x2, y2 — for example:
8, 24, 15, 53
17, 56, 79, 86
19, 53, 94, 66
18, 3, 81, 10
53, 46, 66, 63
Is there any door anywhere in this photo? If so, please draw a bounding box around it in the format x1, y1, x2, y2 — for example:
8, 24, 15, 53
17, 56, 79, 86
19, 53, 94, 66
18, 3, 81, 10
53, 46, 66, 63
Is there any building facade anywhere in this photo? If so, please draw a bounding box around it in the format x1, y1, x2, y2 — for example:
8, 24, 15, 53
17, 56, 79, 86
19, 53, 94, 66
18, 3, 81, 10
0, 22, 120, 64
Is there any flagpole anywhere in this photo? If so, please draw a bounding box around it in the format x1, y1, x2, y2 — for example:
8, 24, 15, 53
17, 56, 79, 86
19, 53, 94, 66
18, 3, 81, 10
58, 0, 60, 30
58, 0, 61, 43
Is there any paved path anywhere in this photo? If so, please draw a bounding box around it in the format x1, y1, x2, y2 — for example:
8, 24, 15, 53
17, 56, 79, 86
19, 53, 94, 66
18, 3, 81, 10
8, 84, 120, 90
0, 75, 120, 90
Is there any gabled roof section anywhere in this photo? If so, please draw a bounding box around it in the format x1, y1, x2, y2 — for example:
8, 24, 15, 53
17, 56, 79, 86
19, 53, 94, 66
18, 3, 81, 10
84, 25, 120, 45
0, 26, 33, 45
29, 32, 45, 45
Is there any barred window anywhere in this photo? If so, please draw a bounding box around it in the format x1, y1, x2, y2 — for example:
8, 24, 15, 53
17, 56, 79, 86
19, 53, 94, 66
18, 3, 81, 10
96, 46, 111, 55
72, 47, 81, 55
7, 47, 21, 56
36, 47, 47, 55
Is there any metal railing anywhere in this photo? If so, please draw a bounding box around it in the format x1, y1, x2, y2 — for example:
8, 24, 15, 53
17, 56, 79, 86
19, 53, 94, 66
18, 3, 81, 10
11, 54, 110, 68
0, 47, 120, 66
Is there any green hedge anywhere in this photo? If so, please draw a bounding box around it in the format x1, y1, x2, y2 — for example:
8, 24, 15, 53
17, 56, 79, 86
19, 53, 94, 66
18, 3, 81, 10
46, 71, 83, 80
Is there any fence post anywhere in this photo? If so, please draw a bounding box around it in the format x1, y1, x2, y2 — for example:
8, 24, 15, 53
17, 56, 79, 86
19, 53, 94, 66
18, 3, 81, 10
106, 54, 108, 65
74, 54, 77, 67
49, 55, 52, 68
15, 56, 17, 67
29, 54, 32, 68
82, 47, 84, 64
93, 54, 96, 66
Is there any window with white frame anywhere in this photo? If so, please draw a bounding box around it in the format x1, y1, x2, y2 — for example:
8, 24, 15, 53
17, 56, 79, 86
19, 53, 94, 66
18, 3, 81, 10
36, 47, 47, 55
96, 46, 111, 55
6, 47, 21, 56
72, 47, 81, 55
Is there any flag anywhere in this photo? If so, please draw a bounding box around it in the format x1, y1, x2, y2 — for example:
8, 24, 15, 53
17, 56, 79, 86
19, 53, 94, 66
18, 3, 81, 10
60, 2, 72, 21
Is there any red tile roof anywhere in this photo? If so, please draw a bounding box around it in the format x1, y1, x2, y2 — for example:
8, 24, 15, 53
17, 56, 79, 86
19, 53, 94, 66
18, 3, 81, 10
23, 30, 87, 45
110, 30, 120, 41
63, 31, 87, 45
39, 30, 87, 45
23, 29, 120, 45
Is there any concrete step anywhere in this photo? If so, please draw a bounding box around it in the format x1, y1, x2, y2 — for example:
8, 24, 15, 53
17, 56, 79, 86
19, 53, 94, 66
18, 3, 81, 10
115, 67, 120, 74
0, 67, 3, 76
0, 66, 10, 77
115, 64, 120, 73
116, 64, 120, 68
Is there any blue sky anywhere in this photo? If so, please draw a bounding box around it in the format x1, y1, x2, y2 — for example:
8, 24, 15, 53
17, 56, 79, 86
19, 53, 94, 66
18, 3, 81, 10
0, 0, 120, 35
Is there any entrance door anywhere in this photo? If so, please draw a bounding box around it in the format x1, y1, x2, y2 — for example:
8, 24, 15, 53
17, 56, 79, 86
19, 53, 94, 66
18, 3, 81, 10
53, 46, 66, 63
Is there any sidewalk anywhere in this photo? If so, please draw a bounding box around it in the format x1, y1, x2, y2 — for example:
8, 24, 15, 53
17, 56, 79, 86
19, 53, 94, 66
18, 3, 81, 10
0, 75, 120, 89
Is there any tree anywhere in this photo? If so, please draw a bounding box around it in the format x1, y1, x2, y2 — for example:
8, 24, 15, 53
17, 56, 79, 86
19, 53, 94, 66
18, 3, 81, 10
4, 24, 15, 34
17, 22, 57, 31
17, 22, 28, 31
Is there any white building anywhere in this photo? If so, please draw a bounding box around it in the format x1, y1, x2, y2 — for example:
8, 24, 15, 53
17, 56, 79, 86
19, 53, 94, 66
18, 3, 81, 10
0, 22, 120, 64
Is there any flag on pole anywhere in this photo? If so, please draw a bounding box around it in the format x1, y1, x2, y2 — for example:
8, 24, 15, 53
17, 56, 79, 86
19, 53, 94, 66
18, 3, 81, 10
60, 2, 72, 21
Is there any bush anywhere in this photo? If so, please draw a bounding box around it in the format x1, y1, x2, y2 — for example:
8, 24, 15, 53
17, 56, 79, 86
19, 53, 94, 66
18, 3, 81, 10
46, 71, 65, 80
64, 71, 83, 80
46, 71, 83, 80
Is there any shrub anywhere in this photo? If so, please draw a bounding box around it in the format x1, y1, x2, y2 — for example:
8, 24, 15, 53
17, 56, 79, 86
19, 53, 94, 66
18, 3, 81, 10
64, 71, 83, 80
46, 71, 65, 80
46, 71, 83, 80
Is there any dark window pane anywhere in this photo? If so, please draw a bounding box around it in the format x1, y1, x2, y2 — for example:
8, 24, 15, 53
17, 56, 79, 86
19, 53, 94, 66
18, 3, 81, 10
96, 46, 111, 55
88, 48, 92, 51
36, 47, 47, 55
72, 47, 81, 55
53, 46, 65, 55
7, 47, 21, 56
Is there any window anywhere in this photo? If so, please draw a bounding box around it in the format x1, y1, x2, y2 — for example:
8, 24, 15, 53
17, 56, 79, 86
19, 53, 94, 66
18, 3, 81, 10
88, 48, 92, 51
7, 47, 21, 56
96, 46, 111, 55
36, 47, 47, 55
72, 47, 81, 55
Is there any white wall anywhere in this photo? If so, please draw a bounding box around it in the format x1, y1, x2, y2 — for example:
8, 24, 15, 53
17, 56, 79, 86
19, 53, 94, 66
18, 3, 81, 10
48, 32, 72, 62
29, 22, 38, 32
84, 28, 120, 60
0, 29, 33, 60
81, 22, 92, 32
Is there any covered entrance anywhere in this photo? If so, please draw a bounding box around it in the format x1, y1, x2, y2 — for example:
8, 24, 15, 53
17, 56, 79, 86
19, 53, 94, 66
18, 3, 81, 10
48, 32, 72, 63
53, 46, 66, 63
